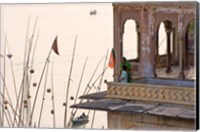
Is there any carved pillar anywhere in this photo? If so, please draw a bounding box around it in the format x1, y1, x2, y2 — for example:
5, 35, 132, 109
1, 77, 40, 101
185, 32, 189, 69
136, 25, 140, 61
113, 7, 123, 81
178, 32, 185, 79
172, 27, 176, 64
165, 28, 172, 73
177, 7, 185, 79
154, 29, 159, 77
139, 8, 155, 78
166, 30, 172, 72
155, 30, 159, 66
174, 28, 179, 65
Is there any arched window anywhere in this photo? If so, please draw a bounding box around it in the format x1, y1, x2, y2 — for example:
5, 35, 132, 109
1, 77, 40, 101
123, 19, 138, 60
170, 31, 174, 53
185, 19, 195, 67
158, 21, 174, 55
158, 22, 167, 55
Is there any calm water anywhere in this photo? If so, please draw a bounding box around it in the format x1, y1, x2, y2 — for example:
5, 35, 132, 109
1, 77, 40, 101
0, 3, 167, 128
1, 3, 113, 128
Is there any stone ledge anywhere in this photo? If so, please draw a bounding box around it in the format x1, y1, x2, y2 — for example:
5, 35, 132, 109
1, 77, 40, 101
106, 79, 195, 106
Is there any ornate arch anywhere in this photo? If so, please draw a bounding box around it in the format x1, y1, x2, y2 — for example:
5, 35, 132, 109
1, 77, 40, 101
121, 18, 140, 33
183, 14, 195, 32
154, 13, 178, 32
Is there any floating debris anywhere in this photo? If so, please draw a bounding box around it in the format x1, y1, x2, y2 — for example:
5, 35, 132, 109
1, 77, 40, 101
51, 110, 54, 114
47, 89, 51, 93
33, 83, 37, 87
70, 96, 74, 100
30, 69, 35, 74
7, 54, 13, 59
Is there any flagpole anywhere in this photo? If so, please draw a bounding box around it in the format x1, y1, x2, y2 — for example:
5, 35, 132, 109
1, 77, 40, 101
1, 31, 6, 127
0, 71, 25, 126
84, 50, 109, 127
0, 72, 14, 111
90, 49, 109, 128
26, 30, 39, 126
22, 16, 38, 126
85, 67, 108, 95
5, 35, 18, 101
64, 35, 78, 128
13, 28, 39, 126
37, 61, 50, 127
0, 5, 2, 126
18, 16, 31, 127
0, 101, 11, 127
0, 91, 25, 126
71, 56, 105, 117
28, 36, 57, 127
25, 17, 38, 127
66, 57, 88, 127
81, 56, 104, 96
51, 62, 56, 128
28, 48, 51, 127
73, 57, 87, 111
13, 75, 25, 127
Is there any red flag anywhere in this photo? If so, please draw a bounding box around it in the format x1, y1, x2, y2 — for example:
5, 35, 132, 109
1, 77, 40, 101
52, 36, 59, 55
108, 48, 115, 69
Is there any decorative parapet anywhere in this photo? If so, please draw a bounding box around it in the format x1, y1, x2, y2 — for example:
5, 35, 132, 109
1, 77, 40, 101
106, 79, 195, 106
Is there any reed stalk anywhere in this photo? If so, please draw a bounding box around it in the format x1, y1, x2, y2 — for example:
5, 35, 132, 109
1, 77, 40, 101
64, 35, 78, 128
90, 49, 109, 128
51, 62, 56, 128
37, 61, 50, 127
66, 57, 88, 127
28, 36, 56, 127
71, 56, 105, 117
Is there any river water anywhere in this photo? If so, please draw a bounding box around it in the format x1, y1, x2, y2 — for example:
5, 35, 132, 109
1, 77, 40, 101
0, 3, 167, 129
0, 3, 114, 129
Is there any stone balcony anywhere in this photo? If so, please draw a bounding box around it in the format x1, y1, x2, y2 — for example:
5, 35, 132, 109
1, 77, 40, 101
106, 78, 195, 106
71, 69, 196, 129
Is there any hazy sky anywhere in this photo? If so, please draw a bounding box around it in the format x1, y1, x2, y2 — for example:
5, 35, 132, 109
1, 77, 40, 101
0, 3, 114, 128
0, 2, 167, 128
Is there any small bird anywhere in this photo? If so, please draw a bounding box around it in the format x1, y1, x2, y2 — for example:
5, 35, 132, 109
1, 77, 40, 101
90, 9, 97, 16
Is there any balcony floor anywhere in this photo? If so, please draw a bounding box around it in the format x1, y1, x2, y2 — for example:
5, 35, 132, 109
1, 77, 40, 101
156, 66, 195, 80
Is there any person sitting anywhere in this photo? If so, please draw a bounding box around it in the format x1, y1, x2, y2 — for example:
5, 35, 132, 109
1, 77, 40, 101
82, 112, 86, 117
119, 65, 128, 83
79, 112, 86, 119
120, 57, 131, 82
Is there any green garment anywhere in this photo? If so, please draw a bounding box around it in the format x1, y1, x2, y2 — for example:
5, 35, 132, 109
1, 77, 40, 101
120, 61, 131, 70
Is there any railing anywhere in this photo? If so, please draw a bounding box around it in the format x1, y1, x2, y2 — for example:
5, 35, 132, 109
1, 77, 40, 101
106, 78, 195, 106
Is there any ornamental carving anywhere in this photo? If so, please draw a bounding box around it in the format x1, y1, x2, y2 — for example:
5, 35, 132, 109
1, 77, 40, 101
106, 82, 195, 106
